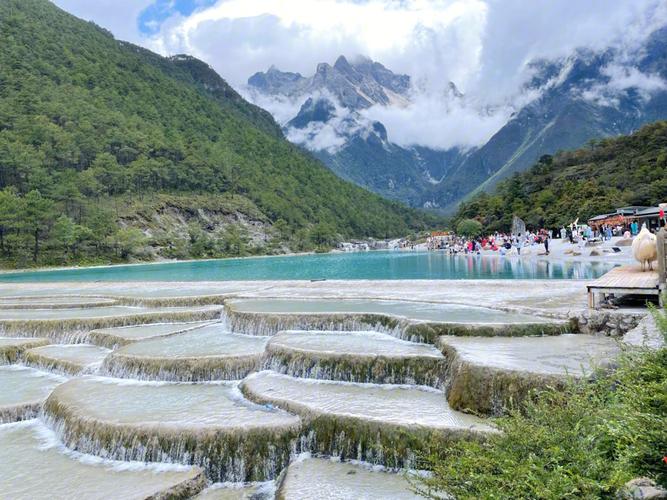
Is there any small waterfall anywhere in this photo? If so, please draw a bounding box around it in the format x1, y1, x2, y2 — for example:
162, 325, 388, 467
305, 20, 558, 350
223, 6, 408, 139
101, 353, 262, 382
40, 408, 300, 482
294, 428, 424, 471
0, 402, 41, 424
0, 307, 223, 340
0, 327, 93, 345
262, 350, 446, 388
220, 305, 407, 339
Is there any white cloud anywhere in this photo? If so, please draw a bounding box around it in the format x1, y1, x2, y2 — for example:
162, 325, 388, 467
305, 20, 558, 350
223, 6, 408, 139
363, 94, 510, 150
51, 0, 153, 42
581, 64, 667, 107
51, 0, 667, 150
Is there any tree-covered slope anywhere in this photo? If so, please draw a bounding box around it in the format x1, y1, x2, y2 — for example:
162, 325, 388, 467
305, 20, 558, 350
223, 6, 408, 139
0, 0, 434, 267
453, 121, 667, 231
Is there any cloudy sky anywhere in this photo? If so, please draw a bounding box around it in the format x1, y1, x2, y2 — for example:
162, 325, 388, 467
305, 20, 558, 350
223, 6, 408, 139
52, 0, 667, 150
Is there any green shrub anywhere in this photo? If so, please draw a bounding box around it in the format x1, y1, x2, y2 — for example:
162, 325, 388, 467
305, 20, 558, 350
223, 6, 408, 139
414, 345, 667, 499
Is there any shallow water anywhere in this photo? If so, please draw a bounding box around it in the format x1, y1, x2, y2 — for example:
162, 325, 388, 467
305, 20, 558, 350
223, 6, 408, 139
49, 377, 300, 429
0, 296, 117, 308
269, 330, 442, 357
0, 366, 66, 409
27, 344, 111, 370
228, 298, 544, 324
242, 371, 490, 430
278, 457, 421, 500
0, 305, 220, 321
193, 482, 274, 499
0, 337, 49, 348
440, 334, 620, 375
116, 324, 268, 358
0, 251, 616, 282
0, 421, 202, 500
91, 321, 215, 342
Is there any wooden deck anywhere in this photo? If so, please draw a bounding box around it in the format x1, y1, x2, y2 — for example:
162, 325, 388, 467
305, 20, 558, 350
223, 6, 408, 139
588, 265, 662, 307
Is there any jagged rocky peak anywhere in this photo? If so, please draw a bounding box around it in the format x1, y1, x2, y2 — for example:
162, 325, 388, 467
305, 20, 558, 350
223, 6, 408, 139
247, 65, 306, 95
248, 55, 411, 110
288, 97, 336, 129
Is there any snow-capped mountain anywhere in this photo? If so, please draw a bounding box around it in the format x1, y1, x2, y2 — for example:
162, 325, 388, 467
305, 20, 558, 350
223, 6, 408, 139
246, 28, 667, 211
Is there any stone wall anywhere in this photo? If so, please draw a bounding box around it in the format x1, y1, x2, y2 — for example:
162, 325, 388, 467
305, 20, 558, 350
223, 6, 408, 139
573, 309, 644, 336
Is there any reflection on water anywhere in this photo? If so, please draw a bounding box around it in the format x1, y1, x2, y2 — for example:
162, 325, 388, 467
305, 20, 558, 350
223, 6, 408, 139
0, 252, 616, 282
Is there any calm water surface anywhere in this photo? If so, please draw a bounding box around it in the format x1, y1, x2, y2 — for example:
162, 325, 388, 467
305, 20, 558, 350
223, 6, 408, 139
0, 251, 616, 282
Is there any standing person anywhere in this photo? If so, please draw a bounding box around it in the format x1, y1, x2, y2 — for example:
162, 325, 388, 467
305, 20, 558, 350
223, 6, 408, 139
544, 233, 550, 255
515, 234, 523, 255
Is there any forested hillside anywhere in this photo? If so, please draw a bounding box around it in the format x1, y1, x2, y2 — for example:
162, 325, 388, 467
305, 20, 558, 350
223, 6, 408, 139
0, 0, 435, 267
453, 121, 667, 232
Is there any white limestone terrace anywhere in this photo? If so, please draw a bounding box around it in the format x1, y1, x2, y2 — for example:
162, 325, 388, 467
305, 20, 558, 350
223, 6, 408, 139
623, 314, 665, 350
193, 481, 274, 499
43, 376, 301, 481
0, 296, 119, 309
269, 330, 443, 358
87, 321, 216, 348
0, 304, 224, 339
0, 365, 66, 423
0, 279, 591, 318
0, 420, 205, 500
241, 370, 490, 432
439, 334, 621, 377
241, 371, 493, 468
438, 334, 622, 416
0, 305, 222, 321
265, 330, 446, 386
24, 344, 111, 375
102, 324, 269, 381
277, 456, 421, 500
0, 336, 50, 364
228, 298, 545, 324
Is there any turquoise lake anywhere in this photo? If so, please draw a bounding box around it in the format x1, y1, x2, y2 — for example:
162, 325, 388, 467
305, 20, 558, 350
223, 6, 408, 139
0, 251, 616, 282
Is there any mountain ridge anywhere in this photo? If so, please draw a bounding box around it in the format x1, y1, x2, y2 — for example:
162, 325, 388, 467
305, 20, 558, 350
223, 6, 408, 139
0, 0, 435, 267
248, 29, 667, 212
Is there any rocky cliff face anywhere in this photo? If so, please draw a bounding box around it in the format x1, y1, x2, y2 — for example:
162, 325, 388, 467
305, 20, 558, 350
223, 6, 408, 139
247, 56, 461, 208
247, 28, 667, 212
440, 30, 667, 210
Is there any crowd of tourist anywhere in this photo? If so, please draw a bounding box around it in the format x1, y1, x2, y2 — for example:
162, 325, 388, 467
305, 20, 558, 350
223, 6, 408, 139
423, 215, 666, 257
428, 229, 554, 256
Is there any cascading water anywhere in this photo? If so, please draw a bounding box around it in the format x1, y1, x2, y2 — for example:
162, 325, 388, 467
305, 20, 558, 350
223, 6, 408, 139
0, 291, 610, 497
100, 325, 268, 382
262, 330, 447, 387
42, 377, 302, 482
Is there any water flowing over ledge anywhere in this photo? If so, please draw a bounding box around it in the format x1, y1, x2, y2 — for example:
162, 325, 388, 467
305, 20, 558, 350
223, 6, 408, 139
102, 325, 268, 382
241, 371, 494, 469
43, 377, 302, 482
0, 420, 206, 499
0, 366, 66, 423
24, 344, 111, 375
264, 330, 447, 387
0, 278, 638, 497
0, 337, 50, 364
438, 334, 621, 416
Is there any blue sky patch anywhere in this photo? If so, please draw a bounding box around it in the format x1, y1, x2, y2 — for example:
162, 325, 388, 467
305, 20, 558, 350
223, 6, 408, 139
138, 0, 218, 35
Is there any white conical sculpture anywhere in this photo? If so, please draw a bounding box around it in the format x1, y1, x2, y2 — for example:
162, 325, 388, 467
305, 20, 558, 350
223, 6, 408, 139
632, 223, 658, 271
